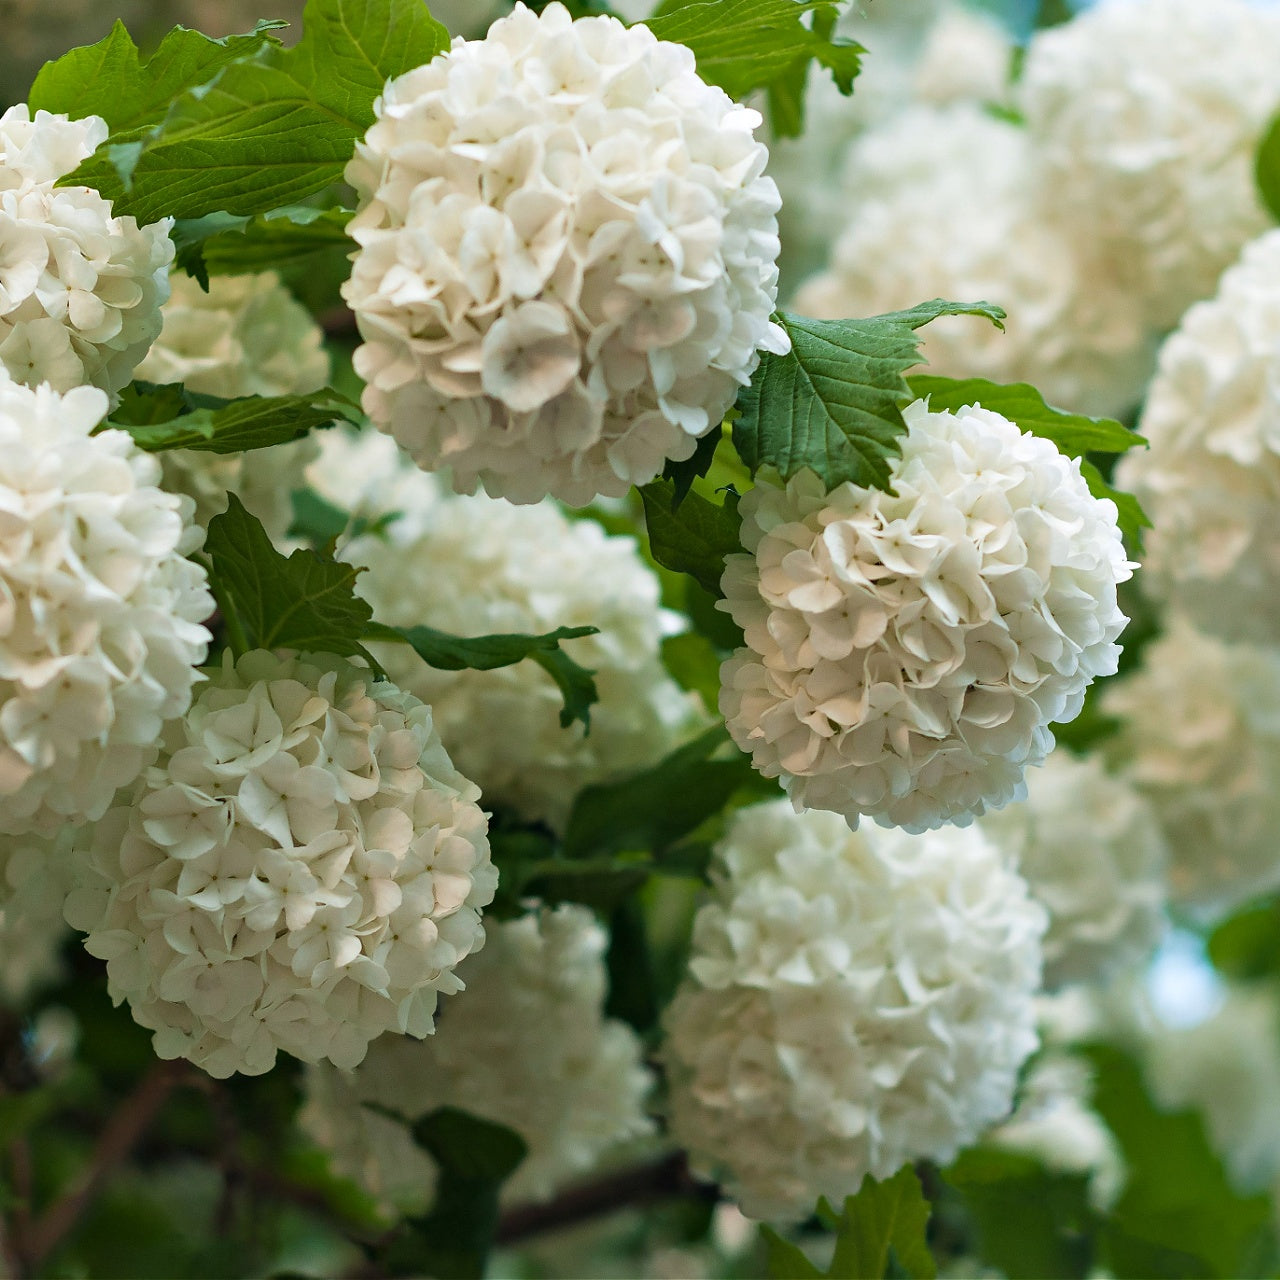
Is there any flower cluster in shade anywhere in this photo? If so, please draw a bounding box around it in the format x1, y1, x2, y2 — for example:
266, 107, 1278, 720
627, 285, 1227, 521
794, 103, 1155, 420
301, 903, 654, 1212
663, 800, 1046, 1221
341, 449, 698, 831
0, 105, 172, 399
769, 4, 1014, 285
63, 649, 496, 1078
719, 400, 1133, 832
0, 371, 211, 835
988, 1052, 1124, 1211
980, 750, 1168, 990
1102, 618, 1280, 917
1016, 0, 1280, 332
0, 828, 74, 1002
137, 270, 330, 540
343, 1, 787, 506
1119, 230, 1280, 647
1145, 984, 1280, 1192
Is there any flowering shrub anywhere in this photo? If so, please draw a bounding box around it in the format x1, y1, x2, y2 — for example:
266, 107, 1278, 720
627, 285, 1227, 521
1, 0, 1277, 1274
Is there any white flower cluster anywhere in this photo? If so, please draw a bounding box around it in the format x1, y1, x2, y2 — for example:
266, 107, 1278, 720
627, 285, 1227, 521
794, 104, 1154, 419
301, 903, 653, 1212
1119, 231, 1280, 646
664, 801, 1046, 1221
981, 751, 1167, 990
989, 1053, 1124, 1210
0, 829, 74, 1002
0, 372, 211, 835
1102, 619, 1280, 916
345, 462, 697, 831
64, 650, 496, 1078
343, 1, 787, 506
720, 400, 1132, 832
0, 105, 172, 399
137, 270, 330, 538
1018, 0, 1280, 332
138, 270, 329, 398
304, 426, 427, 523
1146, 985, 1280, 1192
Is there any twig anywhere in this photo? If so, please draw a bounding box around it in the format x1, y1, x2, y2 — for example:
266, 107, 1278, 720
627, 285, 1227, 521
496, 1151, 716, 1246
23, 1060, 186, 1270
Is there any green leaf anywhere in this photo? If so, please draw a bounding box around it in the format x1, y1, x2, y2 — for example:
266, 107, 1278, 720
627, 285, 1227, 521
1256, 110, 1280, 224
645, 0, 862, 127
288, 487, 358, 547
825, 1167, 935, 1280
563, 724, 756, 861
905, 375, 1144, 457
205, 494, 374, 659
763, 1169, 935, 1280
905, 374, 1151, 545
640, 478, 742, 598
408, 1107, 527, 1184
604, 897, 660, 1033
661, 630, 723, 710
1083, 1043, 1274, 1279
734, 303, 1006, 493
662, 426, 724, 509
761, 1227, 823, 1279
387, 1107, 527, 1280
107, 382, 363, 454
367, 622, 600, 731
28, 19, 285, 131
1208, 898, 1280, 982
530, 646, 601, 732
66, 0, 450, 223
172, 205, 352, 287
522, 857, 652, 914
945, 1147, 1097, 1279
685, 579, 745, 650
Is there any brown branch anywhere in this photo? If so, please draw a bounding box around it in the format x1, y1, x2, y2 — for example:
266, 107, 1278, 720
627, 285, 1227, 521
23, 1060, 187, 1270
496, 1151, 716, 1247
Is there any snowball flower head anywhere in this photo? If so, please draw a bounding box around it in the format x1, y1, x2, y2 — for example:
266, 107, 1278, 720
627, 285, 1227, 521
980, 750, 1167, 989
343, 1, 787, 506
1120, 230, 1280, 646
346, 467, 698, 831
64, 649, 495, 1078
301, 903, 653, 1212
989, 1053, 1124, 1210
1146, 984, 1280, 1191
0, 105, 173, 398
1017, 0, 1280, 330
1102, 618, 1280, 916
0, 372, 211, 835
794, 104, 1153, 419
136, 270, 330, 537
720, 400, 1133, 832
664, 801, 1045, 1220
